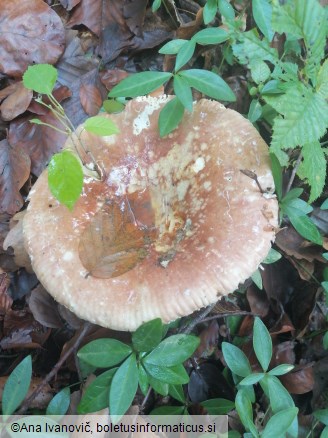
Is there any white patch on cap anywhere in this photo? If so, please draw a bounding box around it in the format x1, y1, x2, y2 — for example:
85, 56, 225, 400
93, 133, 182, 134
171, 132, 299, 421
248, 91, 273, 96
133, 95, 169, 135
63, 251, 74, 261
192, 157, 205, 173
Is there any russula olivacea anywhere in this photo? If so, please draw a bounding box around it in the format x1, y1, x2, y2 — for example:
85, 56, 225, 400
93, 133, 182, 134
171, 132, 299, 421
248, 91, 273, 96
23, 96, 278, 331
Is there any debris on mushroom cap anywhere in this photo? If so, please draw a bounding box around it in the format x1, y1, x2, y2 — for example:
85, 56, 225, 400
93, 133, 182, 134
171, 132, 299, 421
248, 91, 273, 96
23, 96, 278, 331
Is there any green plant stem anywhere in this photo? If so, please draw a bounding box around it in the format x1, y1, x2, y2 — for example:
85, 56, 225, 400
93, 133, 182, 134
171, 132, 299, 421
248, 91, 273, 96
305, 420, 319, 438
31, 121, 69, 136
285, 151, 303, 195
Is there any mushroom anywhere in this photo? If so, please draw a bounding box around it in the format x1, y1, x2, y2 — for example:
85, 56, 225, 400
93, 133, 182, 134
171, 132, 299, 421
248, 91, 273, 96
23, 96, 278, 331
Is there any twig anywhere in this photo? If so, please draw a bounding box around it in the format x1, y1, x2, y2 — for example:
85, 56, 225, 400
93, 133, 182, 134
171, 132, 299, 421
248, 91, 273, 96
17, 322, 92, 414
201, 311, 258, 324
178, 303, 217, 334
285, 152, 303, 194
140, 387, 153, 414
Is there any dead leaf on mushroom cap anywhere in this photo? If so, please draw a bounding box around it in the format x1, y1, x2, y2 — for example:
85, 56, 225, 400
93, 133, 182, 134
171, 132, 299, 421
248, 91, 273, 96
23, 96, 278, 331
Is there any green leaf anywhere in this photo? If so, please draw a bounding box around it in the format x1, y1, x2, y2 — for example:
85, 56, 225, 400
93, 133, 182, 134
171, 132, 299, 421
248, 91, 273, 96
102, 99, 125, 114
322, 200, 328, 210
222, 342, 252, 377
281, 187, 303, 203
268, 364, 294, 376
23, 64, 57, 95
272, 0, 326, 80
262, 407, 298, 438
108, 72, 172, 98
2, 356, 32, 415
250, 60, 271, 84
314, 409, 328, 426
201, 398, 235, 415
261, 80, 285, 95
248, 100, 262, 123
323, 332, 328, 350
270, 153, 282, 200
218, 0, 235, 20
48, 151, 83, 211
179, 69, 236, 101
232, 29, 278, 65
235, 390, 258, 436
152, 0, 161, 12
132, 318, 163, 352
173, 75, 193, 112
297, 141, 326, 202
253, 317, 272, 371
144, 334, 199, 366
143, 362, 189, 384
251, 270, 263, 290
264, 375, 295, 413
321, 426, 328, 438
239, 373, 265, 385
175, 40, 196, 71
78, 368, 117, 414
203, 0, 218, 24
192, 28, 229, 45
46, 387, 70, 416
264, 83, 328, 151
138, 364, 149, 396
289, 214, 322, 245
159, 97, 185, 137
316, 59, 328, 99
147, 375, 169, 396
281, 197, 313, 217
252, 0, 274, 41
262, 248, 282, 264
84, 116, 119, 136
109, 354, 138, 419
168, 384, 185, 403
159, 39, 187, 55
77, 339, 132, 368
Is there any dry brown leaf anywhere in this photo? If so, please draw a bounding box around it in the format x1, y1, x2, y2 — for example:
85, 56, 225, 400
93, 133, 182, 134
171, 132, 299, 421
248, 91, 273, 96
276, 226, 325, 262
3, 211, 32, 272
0, 81, 33, 121
123, 0, 148, 36
0, 270, 12, 318
246, 285, 270, 317
28, 285, 64, 329
79, 196, 156, 278
79, 83, 102, 116
280, 364, 315, 394
0, 139, 31, 214
0, 0, 65, 77
194, 321, 219, 359
99, 69, 129, 90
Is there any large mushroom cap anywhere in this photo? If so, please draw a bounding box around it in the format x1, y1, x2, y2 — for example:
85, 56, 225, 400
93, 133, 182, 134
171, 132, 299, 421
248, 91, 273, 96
23, 96, 278, 331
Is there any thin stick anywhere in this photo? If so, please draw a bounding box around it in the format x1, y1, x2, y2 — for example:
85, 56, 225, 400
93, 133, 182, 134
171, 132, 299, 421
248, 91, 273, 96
201, 311, 258, 324
178, 303, 217, 334
17, 322, 92, 414
285, 152, 303, 194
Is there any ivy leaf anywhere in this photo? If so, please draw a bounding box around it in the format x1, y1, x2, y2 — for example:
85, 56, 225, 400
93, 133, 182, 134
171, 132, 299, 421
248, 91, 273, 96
144, 334, 199, 366
297, 141, 326, 202
78, 368, 117, 414
264, 83, 328, 151
252, 0, 274, 41
84, 116, 119, 136
132, 318, 163, 352
48, 150, 83, 211
23, 64, 57, 95
179, 69, 236, 101
46, 387, 70, 416
253, 317, 272, 372
158, 97, 185, 137
222, 342, 252, 377
2, 356, 32, 415
108, 72, 172, 98
173, 75, 193, 112
77, 339, 132, 367
109, 354, 138, 420
203, 0, 218, 24
192, 28, 230, 45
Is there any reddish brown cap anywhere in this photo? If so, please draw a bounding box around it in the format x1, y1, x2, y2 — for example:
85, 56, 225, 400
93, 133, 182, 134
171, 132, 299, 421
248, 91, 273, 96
23, 97, 278, 331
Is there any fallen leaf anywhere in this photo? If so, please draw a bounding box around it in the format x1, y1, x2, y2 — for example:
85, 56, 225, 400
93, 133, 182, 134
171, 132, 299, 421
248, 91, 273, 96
0, 81, 33, 121
8, 111, 67, 176
28, 285, 64, 329
79, 83, 102, 116
194, 321, 219, 359
123, 0, 148, 37
276, 226, 325, 262
59, 0, 81, 11
0, 0, 65, 77
8, 269, 38, 301
280, 364, 314, 394
0, 270, 12, 318
0, 139, 31, 214
246, 285, 270, 317
99, 69, 129, 90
